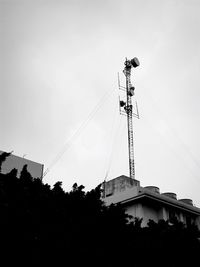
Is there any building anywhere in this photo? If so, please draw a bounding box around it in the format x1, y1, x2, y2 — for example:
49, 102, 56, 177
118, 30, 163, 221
0, 150, 44, 179
103, 175, 200, 228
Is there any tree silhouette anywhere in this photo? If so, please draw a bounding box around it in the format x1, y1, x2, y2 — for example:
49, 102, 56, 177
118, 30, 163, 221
20, 164, 33, 182
0, 151, 12, 172
7, 168, 18, 177
0, 167, 199, 267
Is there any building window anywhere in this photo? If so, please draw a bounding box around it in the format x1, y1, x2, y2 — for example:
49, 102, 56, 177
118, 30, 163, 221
186, 215, 192, 226
169, 210, 179, 223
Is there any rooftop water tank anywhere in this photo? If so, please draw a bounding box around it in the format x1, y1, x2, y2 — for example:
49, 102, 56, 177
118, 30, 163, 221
144, 186, 160, 194
179, 199, 193, 206
162, 192, 177, 200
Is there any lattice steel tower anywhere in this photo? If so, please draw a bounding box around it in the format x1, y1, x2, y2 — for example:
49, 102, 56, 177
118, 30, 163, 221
119, 57, 140, 179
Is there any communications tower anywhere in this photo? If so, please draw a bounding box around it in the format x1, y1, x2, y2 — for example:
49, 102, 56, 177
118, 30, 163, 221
119, 57, 140, 179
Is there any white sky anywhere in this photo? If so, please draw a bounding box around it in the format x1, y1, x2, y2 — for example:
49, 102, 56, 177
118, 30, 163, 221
1, 0, 200, 206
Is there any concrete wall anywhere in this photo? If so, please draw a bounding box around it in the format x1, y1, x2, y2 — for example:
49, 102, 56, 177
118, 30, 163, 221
104, 186, 139, 206
104, 175, 140, 197
126, 203, 161, 227
126, 204, 143, 219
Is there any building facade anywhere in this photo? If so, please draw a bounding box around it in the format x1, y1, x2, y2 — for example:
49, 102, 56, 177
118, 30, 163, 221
0, 151, 44, 179
103, 175, 200, 228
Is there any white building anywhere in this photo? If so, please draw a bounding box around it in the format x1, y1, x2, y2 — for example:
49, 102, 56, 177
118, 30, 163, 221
103, 175, 200, 228
0, 151, 44, 179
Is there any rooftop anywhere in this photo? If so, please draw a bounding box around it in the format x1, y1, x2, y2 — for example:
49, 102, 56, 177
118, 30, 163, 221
103, 175, 200, 216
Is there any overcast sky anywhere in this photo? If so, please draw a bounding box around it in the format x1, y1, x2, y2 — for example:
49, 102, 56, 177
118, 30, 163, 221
1, 0, 200, 206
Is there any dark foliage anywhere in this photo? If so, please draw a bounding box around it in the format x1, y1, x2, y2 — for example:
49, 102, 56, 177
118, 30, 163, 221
0, 151, 12, 172
0, 157, 199, 266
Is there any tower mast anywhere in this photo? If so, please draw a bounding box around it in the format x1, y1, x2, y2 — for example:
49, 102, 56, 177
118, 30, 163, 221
122, 57, 140, 179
